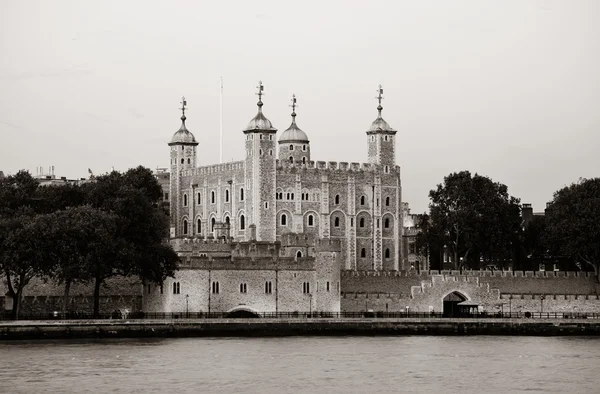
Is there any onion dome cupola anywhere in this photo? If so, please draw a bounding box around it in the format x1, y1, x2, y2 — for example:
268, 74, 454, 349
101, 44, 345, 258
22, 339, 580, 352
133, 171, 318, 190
279, 94, 310, 164
367, 85, 397, 135
169, 97, 199, 146
366, 85, 397, 167
243, 81, 278, 133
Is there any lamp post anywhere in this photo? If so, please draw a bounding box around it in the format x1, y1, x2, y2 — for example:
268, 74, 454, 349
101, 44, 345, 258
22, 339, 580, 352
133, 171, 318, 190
540, 295, 545, 316
186, 294, 189, 318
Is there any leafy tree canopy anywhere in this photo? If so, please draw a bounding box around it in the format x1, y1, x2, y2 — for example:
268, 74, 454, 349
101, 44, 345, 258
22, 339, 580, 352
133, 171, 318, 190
545, 178, 600, 281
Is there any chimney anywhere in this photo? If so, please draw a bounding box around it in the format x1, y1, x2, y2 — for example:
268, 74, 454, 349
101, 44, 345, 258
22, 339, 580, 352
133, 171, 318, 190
522, 203, 533, 228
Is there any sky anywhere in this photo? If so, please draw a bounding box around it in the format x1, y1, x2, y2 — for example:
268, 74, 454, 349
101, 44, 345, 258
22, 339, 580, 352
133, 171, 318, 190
1, 0, 598, 213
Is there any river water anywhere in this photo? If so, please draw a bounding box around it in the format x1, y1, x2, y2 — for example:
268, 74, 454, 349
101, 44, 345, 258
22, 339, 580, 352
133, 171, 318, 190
0, 336, 598, 393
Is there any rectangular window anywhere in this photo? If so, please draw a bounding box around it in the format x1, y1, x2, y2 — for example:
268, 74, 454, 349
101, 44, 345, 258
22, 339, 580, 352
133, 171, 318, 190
164, 192, 169, 201
327, 281, 330, 292
212, 281, 219, 294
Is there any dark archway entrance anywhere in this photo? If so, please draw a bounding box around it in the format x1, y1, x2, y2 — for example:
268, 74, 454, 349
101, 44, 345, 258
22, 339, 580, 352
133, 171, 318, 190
443, 292, 467, 317
225, 307, 260, 318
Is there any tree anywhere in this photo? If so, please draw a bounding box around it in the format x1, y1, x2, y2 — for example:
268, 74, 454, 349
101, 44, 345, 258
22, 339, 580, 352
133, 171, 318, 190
545, 178, 600, 282
0, 171, 41, 318
426, 171, 522, 269
0, 212, 56, 318
42, 206, 121, 316
82, 166, 178, 315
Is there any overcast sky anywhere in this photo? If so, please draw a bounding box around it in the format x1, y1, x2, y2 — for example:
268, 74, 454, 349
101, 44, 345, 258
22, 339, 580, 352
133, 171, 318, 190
1, 0, 598, 213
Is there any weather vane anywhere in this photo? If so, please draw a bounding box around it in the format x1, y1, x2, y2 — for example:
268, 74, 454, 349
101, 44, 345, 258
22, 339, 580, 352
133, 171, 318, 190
376, 85, 384, 106
180, 96, 187, 116
256, 81, 264, 102
290, 94, 297, 115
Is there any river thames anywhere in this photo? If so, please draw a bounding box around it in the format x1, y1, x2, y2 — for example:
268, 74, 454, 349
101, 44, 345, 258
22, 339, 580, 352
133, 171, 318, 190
0, 336, 598, 393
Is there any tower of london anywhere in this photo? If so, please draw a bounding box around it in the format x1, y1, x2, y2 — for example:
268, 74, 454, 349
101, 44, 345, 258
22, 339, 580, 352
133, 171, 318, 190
167, 82, 403, 272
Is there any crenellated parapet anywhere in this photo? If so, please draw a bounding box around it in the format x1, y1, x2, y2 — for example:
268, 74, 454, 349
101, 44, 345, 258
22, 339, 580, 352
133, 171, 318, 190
182, 161, 245, 177
176, 255, 315, 271
275, 159, 401, 174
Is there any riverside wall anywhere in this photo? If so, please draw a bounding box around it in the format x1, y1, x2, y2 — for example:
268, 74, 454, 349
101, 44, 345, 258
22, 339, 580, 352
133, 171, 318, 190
1, 318, 599, 340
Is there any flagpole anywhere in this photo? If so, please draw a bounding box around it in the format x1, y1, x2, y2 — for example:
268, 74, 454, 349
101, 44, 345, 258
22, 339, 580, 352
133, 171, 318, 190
219, 77, 223, 164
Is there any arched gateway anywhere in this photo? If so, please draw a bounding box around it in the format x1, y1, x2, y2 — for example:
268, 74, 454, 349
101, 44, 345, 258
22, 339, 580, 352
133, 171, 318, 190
225, 306, 261, 318
443, 292, 467, 317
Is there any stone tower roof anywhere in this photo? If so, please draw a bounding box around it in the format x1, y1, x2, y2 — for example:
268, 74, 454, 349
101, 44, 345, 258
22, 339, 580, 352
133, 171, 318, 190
169, 115, 198, 145
244, 81, 277, 133
279, 94, 309, 143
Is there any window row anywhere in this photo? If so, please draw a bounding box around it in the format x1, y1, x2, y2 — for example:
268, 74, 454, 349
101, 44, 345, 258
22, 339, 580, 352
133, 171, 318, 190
288, 156, 307, 164
182, 215, 245, 235
358, 248, 393, 259
246, 134, 274, 141
331, 216, 393, 228
167, 280, 338, 296
182, 188, 245, 207
276, 191, 320, 201
278, 213, 315, 227
288, 144, 308, 152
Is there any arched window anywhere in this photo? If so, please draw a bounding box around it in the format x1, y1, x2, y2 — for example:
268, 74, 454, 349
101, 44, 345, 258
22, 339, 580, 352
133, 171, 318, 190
225, 216, 230, 225
265, 281, 272, 294
334, 217, 340, 227
183, 194, 188, 207
211, 217, 216, 232
183, 219, 188, 235
225, 189, 230, 202
240, 215, 245, 230
361, 248, 366, 258
303, 144, 306, 151
308, 214, 314, 226
211, 191, 215, 204
359, 218, 365, 228
335, 195, 340, 204
302, 157, 306, 164
291, 193, 294, 200
197, 218, 201, 234
197, 193, 201, 205
384, 218, 390, 228
289, 156, 293, 163
212, 281, 219, 294
360, 196, 365, 205
296, 251, 302, 258
240, 188, 244, 201
385, 197, 390, 206
385, 248, 390, 258
289, 144, 294, 151
281, 214, 287, 226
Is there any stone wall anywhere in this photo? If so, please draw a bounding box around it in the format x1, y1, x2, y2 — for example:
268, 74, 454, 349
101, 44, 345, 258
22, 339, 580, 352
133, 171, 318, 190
342, 270, 600, 295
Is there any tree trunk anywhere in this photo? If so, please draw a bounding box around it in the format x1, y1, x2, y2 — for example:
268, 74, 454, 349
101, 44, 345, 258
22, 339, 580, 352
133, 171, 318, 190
62, 279, 71, 318
93, 276, 102, 317
5, 271, 16, 319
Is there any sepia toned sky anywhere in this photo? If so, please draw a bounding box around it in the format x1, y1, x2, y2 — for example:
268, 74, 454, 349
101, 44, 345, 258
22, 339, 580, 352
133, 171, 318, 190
1, 0, 598, 213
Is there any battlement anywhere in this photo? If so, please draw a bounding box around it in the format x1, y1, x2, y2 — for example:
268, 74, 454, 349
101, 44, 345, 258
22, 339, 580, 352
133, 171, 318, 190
275, 159, 401, 174
341, 270, 598, 279
176, 255, 315, 271
279, 233, 342, 251
341, 270, 600, 296
182, 160, 244, 177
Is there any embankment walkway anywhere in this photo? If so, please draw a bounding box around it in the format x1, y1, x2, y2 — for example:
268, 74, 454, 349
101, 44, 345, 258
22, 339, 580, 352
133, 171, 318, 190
1, 318, 599, 340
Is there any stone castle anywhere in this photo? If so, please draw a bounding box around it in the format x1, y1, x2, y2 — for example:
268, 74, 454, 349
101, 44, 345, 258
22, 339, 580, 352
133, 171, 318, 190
3, 83, 600, 317
166, 83, 402, 272
144, 231, 341, 315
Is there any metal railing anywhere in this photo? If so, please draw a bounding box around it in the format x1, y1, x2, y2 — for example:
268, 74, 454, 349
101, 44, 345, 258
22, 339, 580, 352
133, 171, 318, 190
2, 311, 599, 321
